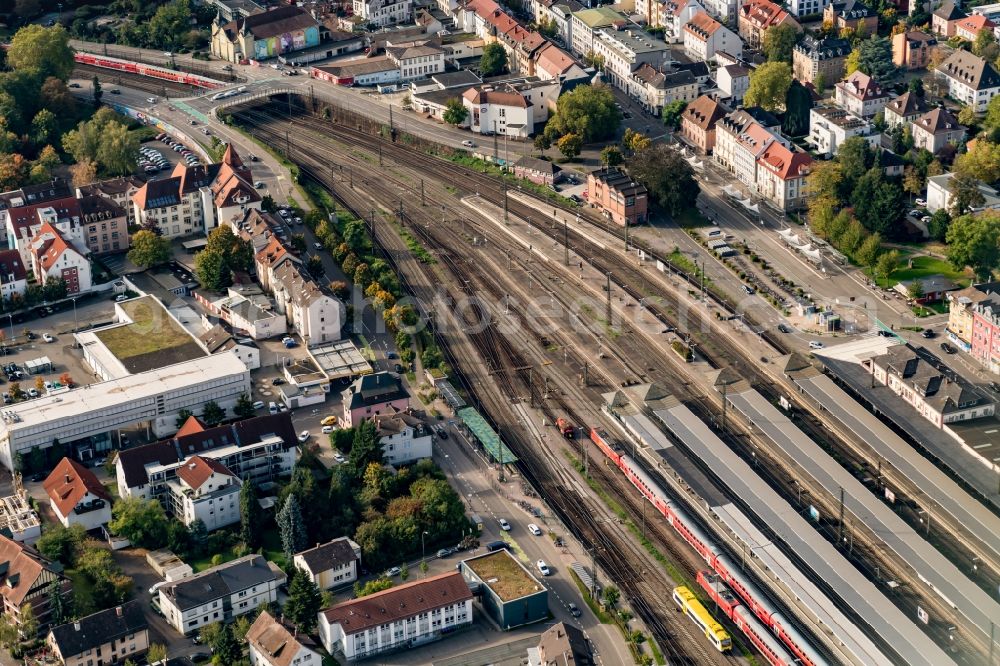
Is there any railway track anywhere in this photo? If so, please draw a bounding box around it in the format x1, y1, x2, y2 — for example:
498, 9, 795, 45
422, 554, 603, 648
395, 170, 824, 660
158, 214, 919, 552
74, 62, 194, 95
231, 102, 991, 662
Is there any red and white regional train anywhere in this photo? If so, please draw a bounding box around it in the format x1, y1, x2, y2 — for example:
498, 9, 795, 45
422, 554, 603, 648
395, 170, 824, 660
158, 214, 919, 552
74, 53, 225, 90
589, 427, 827, 666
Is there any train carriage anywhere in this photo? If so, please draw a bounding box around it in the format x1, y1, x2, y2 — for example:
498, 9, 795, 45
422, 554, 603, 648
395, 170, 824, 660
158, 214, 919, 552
672, 586, 732, 652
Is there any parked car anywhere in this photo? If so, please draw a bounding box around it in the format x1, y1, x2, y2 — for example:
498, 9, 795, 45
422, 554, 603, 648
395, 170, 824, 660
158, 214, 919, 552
271, 378, 285, 385
322, 425, 335, 434
941, 342, 956, 354
333, 453, 347, 464
313, 242, 323, 250
436, 548, 453, 558
297, 430, 310, 443
809, 341, 824, 349
322, 415, 338, 426
915, 198, 927, 206
147, 97, 157, 104
921, 328, 935, 338
27, 388, 39, 398
385, 566, 401, 577
909, 209, 921, 218
252, 400, 265, 410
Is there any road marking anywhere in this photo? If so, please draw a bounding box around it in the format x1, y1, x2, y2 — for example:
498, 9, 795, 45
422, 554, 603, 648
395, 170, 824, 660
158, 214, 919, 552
974, 443, 992, 449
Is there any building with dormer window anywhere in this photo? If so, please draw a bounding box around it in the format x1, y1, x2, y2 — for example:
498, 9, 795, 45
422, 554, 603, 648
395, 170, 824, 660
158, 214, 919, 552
683, 11, 742, 61
0, 534, 72, 633
354, 0, 413, 26
936, 49, 1000, 112
164, 455, 241, 531
823, 0, 877, 35
248, 611, 322, 666
911, 107, 966, 153
43, 458, 112, 531
834, 71, 889, 118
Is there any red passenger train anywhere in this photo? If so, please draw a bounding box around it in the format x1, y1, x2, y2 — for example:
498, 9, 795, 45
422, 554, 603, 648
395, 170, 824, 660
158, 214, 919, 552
74, 53, 225, 90
588, 427, 827, 666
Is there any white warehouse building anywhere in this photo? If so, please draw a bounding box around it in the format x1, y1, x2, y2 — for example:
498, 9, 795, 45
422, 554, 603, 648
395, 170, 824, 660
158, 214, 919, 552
0, 354, 251, 471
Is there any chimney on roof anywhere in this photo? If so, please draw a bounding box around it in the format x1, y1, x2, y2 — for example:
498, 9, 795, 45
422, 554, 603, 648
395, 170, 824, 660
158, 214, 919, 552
74, 622, 80, 631
116, 605, 122, 617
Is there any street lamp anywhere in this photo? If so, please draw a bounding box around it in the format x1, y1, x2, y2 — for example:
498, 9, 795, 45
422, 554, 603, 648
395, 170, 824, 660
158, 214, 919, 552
421, 530, 429, 574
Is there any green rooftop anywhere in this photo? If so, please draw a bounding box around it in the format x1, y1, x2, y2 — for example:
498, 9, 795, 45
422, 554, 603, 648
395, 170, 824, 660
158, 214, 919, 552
96, 296, 206, 373
573, 7, 626, 28
465, 550, 542, 602
458, 407, 518, 464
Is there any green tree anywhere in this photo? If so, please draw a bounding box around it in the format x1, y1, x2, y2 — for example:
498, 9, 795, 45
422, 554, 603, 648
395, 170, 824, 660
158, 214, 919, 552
928, 209, 951, 241
782, 80, 812, 137
987, 95, 1000, 132
546, 84, 620, 142
48, 579, 68, 626
199, 622, 223, 648
212, 625, 241, 666
307, 255, 324, 276
19, 602, 37, 639
233, 393, 255, 419
744, 61, 793, 112
7, 25, 74, 81
909, 77, 924, 96
556, 132, 582, 160
92, 75, 102, 104
148, 0, 194, 49
349, 420, 383, 476
950, 171, 988, 215
853, 35, 895, 79
479, 43, 508, 77
232, 616, 252, 642
947, 211, 1000, 280
627, 144, 700, 216
0, 615, 16, 650
201, 400, 226, 426
875, 248, 900, 281
194, 248, 229, 291
354, 577, 393, 597
277, 494, 307, 560
30, 109, 57, 146
855, 233, 883, 267
96, 121, 138, 176
975, 28, 1000, 61
661, 100, 687, 129
36, 524, 85, 566
851, 168, 905, 236
108, 497, 168, 549
533, 133, 551, 152
187, 518, 208, 557
601, 145, 624, 166
175, 408, 194, 429
603, 586, 620, 608
400, 561, 409, 581
146, 644, 167, 665
240, 481, 261, 548
763, 23, 799, 63
442, 98, 468, 125
166, 519, 190, 556
127, 230, 171, 268
284, 568, 323, 634
954, 139, 1000, 185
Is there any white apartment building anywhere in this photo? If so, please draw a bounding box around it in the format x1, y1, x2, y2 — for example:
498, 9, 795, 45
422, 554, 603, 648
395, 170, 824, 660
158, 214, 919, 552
717, 63, 750, 102
248, 611, 323, 666
807, 105, 880, 157
29, 222, 92, 295
570, 7, 626, 56
631, 66, 699, 115
318, 572, 474, 660
293, 537, 362, 590
715, 109, 782, 186
164, 456, 241, 531
755, 142, 812, 211
159, 555, 286, 635
377, 412, 433, 465
386, 42, 445, 81
834, 71, 890, 118
683, 11, 742, 61
884, 91, 928, 130
271, 262, 345, 346
911, 107, 966, 154
592, 28, 670, 95
0, 353, 251, 472
657, 0, 704, 40
462, 85, 534, 138
936, 49, 1000, 112
789, 0, 830, 17
701, 0, 739, 21
927, 172, 1000, 214
353, 0, 413, 26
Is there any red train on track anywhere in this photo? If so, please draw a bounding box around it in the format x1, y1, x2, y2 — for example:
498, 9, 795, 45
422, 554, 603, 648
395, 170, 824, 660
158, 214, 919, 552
556, 417, 575, 438
74, 52, 225, 90
588, 427, 827, 666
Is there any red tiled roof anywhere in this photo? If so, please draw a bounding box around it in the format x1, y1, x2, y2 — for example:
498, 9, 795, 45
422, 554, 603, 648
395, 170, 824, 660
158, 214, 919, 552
757, 142, 812, 179
955, 14, 994, 33
175, 455, 235, 490
43, 457, 111, 520
0, 535, 55, 606
321, 572, 472, 635
535, 43, 575, 76
740, 0, 795, 29
685, 11, 722, 39
31, 222, 76, 272
175, 415, 207, 438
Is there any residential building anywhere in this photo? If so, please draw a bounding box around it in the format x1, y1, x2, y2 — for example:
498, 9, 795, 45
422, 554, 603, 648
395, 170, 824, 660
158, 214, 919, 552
78, 194, 129, 255
115, 412, 298, 502
513, 156, 563, 186
715, 109, 784, 187
0, 535, 72, 632
458, 550, 549, 629
972, 2, 1000, 22
927, 172, 1000, 213
834, 71, 889, 118
892, 274, 958, 303
0, 249, 27, 302
0, 353, 251, 472
792, 35, 850, 85
354, 0, 413, 27
204, 285, 287, 341
884, 91, 929, 129
788, 0, 830, 17
972, 294, 1000, 373
683, 11, 742, 61
318, 571, 474, 660
681, 94, 729, 153
528, 623, 592, 666
376, 410, 433, 465
532, 0, 584, 46
164, 455, 241, 531
586, 168, 649, 227
342, 372, 411, 427
43, 457, 112, 531
533, 42, 590, 82
954, 14, 995, 40
493, 22, 549, 77
592, 28, 669, 95
947, 282, 1000, 351
936, 50, 1000, 112
864, 345, 994, 426
271, 260, 345, 346
701, 0, 739, 21
462, 80, 559, 137
211, 6, 321, 62
892, 30, 937, 70
293, 537, 362, 590
386, 42, 445, 81
198, 324, 261, 370
312, 57, 403, 86
911, 107, 965, 153
159, 555, 286, 635
755, 141, 812, 211
807, 105, 880, 157
47, 602, 149, 666
570, 7, 626, 57
658, 0, 704, 42
716, 63, 750, 102
76, 175, 145, 227
248, 611, 323, 666
933, 0, 966, 37
131, 145, 260, 239
29, 222, 91, 295
738, 0, 799, 50
823, 0, 877, 35
631, 65, 699, 116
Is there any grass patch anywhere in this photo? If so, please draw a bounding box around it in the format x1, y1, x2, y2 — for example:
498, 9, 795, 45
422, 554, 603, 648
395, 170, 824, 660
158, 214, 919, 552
440, 152, 577, 206
569, 568, 613, 622
96, 296, 204, 370
189, 548, 238, 573
667, 250, 700, 277
392, 222, 436, 263
871, 254, 970, 289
